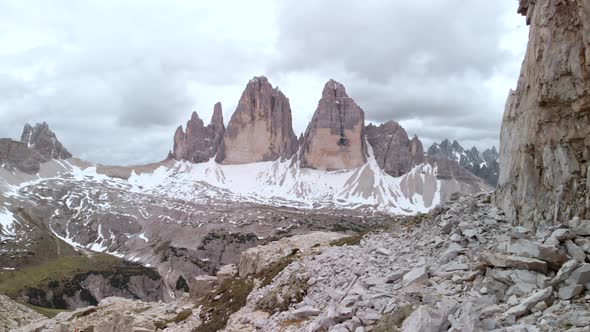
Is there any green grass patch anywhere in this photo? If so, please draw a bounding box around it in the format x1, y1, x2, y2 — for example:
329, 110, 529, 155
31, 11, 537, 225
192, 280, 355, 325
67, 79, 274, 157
0, 253, 120, 299
329, 232, 367, 247
24, 303, 69, 318
0, 250, 159, 310
195, 249, 302, 332
195, 276, 254, 332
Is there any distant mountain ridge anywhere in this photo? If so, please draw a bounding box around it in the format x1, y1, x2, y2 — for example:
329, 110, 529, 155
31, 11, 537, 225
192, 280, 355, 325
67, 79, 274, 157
428, 139, 499, 186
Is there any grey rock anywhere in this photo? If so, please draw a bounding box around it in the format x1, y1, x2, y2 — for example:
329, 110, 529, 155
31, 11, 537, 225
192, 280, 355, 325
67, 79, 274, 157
568, 219, 590, 236
564, 240, 587, 262
375, 247, 391, 256
565, 263, 590, 287
502, 287, 554, 319
292, 306, 321, 318
401, 305, 446, 332
558, 284, 584, 300
550, 260, 579, 286
189, 275, 217, 300
506, 238, 568, 267
402, 266, 429, 286
480, 253, 548, 274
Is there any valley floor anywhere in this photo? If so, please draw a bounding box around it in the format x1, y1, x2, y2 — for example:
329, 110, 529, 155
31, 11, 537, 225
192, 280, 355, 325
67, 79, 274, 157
9, 193, 590, 331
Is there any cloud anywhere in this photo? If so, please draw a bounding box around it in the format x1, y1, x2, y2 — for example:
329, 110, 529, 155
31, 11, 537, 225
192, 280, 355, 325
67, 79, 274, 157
0, 0, 528, 165
270, 0, 528, 151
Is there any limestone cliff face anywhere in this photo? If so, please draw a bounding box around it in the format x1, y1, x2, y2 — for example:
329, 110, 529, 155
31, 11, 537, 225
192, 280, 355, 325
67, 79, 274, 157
299, 80, 367, 170
496, 0, 590, 226
365, 121, 424, 177
216, 76, 298, 164
171, 103, 225, 163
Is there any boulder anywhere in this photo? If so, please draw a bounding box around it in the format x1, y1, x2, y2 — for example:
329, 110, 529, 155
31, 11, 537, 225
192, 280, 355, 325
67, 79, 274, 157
506, 238, 568, 268
568, 218, 590, 236
502, 287, 553, 319
292, 306, 321, 318
401, 305, 446, 332
564, 240, 587, 263
480, 253, 548, 274
299, 79, 367, 170
189, 275, 217, 300
550, 260, 579, 286
558, 284, 584, 300
402, 266, 429, 286
217, 264, 237, 284
565, 263, 590, 287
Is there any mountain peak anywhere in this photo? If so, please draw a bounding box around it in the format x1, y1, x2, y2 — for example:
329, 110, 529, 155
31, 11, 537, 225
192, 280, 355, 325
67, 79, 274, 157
171, 103, 225, 163
20, 122, 72, 159
300, 80, 366, 170
216, 76, 297, 164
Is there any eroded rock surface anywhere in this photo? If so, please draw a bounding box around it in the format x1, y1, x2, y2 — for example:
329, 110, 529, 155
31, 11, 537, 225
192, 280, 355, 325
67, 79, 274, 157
496, 0, 590, 226
217, 76, 298, 164
299, 80, 367, 170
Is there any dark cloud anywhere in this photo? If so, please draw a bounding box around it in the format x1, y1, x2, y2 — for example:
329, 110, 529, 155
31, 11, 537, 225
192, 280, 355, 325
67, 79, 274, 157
0, 1, 527, 164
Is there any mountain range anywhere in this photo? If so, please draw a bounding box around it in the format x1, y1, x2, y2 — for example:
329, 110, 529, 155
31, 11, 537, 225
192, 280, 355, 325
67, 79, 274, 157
0, 76, 496, 311
3, 1, 590, 331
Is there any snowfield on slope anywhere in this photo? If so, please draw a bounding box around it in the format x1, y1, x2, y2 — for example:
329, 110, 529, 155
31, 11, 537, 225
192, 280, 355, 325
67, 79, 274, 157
1, 148, 441, 217
126, 150, 441, 215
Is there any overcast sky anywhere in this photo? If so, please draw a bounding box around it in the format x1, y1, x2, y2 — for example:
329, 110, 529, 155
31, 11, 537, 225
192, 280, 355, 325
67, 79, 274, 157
0, 0, 528, 165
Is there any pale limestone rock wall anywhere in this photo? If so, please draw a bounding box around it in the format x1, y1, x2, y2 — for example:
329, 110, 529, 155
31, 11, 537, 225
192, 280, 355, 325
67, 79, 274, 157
496, 0, 590, 227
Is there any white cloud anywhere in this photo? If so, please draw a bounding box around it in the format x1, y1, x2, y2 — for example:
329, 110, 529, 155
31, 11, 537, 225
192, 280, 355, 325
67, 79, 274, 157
0, 0, 528, 164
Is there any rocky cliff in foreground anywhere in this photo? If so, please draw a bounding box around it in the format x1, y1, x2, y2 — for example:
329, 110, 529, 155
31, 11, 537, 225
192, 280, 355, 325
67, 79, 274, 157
299, 80, 367, 170
216, 76, 298, 164
170, 103, 225, 163
496, 0, 590, 226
